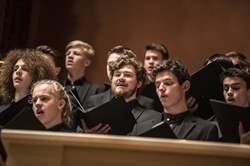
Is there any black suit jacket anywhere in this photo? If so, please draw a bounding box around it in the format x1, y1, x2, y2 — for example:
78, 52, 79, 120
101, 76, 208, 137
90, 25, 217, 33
64, 77, 105, 107
64, 77, 106, 129
171, 113, 219, 141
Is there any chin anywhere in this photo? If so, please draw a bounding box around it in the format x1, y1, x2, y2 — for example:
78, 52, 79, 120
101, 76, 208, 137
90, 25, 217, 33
114, 92, 125, 97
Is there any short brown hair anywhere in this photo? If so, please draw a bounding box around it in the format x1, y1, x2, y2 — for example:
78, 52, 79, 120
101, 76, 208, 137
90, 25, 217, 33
109, 56, 146, 83
107, 45, 136, 59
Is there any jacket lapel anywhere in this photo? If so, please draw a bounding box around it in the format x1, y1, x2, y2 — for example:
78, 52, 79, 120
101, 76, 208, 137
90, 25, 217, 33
78, 81, 91, 104
174, 116, 196, 139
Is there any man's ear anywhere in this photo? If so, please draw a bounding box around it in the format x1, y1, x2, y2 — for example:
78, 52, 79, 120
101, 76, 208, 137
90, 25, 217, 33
57, 99, 66, 111
84, 59, 91, 67
181, 80, 191, 92
55, 67, 62, 76
137, 80, 143, 89
247, 89, 250, 96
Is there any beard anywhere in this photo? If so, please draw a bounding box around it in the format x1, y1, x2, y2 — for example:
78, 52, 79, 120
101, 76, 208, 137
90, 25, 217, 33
112, 86, 138, 100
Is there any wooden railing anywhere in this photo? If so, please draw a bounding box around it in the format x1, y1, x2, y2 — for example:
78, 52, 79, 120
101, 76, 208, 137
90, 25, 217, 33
1, 129, 250, 166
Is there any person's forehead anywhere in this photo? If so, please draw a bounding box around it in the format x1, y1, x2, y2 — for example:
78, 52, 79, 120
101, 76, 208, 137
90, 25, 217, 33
15, 59, 26, 65
67, 47, 82, 52
223, 77, 246, 85
33, 84, 55, 95
115, 64, 136, 73
155, 70, 177, 81
145, 50, 162, 57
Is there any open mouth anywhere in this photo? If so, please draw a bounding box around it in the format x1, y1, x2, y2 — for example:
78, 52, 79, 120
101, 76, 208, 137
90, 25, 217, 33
147, 66, 154, 71
35, 108, 44, 116
227, 98, 235, 103
14, 77, 22, 82
66, 61, 73, 65
116, 82, 127, 87
160, 95, 167, 99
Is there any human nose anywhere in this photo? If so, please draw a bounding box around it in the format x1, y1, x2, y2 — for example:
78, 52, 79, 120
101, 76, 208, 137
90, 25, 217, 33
117, 73, 126, 81
148, 58, 154, 63
67, 51, 74, 58
15, 67, 22, 75
158, 82, 165, 91
227, 87, 234, 96
34, 98, 42, 107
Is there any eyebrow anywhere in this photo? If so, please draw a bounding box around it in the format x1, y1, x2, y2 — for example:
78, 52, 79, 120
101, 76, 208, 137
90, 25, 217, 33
224, 83, 242, 86
156, 78, 172, 82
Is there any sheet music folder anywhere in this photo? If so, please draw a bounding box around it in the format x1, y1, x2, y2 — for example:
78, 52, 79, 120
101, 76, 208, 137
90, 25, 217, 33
210, 99, 250, 143
82, 97, 136, 135
4, 107, 46, 130
140, 121, 177, 139
188, 62, 225, 119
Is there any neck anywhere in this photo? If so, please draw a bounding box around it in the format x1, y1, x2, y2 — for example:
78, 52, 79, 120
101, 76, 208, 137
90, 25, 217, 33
67, 71, 85, 83
164, 99, 188, 115
124, 93, 137, 102
147, 74, 154, 82
45, 118, 63, 129
14, 89, 29, 102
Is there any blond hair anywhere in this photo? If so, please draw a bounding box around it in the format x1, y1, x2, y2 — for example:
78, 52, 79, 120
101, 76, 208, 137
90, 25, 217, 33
65, 40, 95, 59
31, 80, 73, 128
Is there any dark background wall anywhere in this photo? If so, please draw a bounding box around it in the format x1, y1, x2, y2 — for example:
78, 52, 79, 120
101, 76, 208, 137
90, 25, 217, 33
1, 0, 250, 83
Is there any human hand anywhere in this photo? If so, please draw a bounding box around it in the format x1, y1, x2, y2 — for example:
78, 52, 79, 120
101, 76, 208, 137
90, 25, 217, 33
239, 121, 250, 144
85, 123, 111, 134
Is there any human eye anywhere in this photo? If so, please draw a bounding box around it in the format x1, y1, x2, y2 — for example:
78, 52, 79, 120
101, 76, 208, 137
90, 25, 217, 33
32, 97, 37, 103
75, 52, 81, 56
155, 82, 160, 88
65, 51, 70, 56
145, 56, 151, 60
40, 95, 50, 102
163, 80, 173, 86
21, 65, 29, 71
113, 72, 121, 77
124, 72, 133, 78
223, 85, 229, 92
13, 65, 18, 71
153, 57, 159, 61
231, 85, 240, 91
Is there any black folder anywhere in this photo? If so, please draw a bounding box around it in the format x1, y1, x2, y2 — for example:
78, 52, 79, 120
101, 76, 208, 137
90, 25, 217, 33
210, 99, 250, 143
140, 121, 177, 139
4, 107, 46, 130
82, 97, 136, 135
0, 96, 31, 126
188, 62, 225, 119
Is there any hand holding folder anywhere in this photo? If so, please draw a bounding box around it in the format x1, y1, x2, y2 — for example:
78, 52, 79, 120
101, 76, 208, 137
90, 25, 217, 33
82, 97, 136, 135
210, 99, 250, 143
188, 61, 226, 119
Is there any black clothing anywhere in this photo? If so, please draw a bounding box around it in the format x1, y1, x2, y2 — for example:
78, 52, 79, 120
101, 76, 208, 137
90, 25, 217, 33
48, 123, 74, 132
162, 111, 219, 141
85, 88, 154, 110
0, 95, 32, 126
64, 77, 105, 106
64, 77, 106, 129
140, 81, 164, 112
85, 89, 162, 135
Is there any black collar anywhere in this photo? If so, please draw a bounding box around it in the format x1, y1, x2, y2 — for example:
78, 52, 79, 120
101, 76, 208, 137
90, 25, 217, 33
65, 77, 86, 86
163, 111, 191, 125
